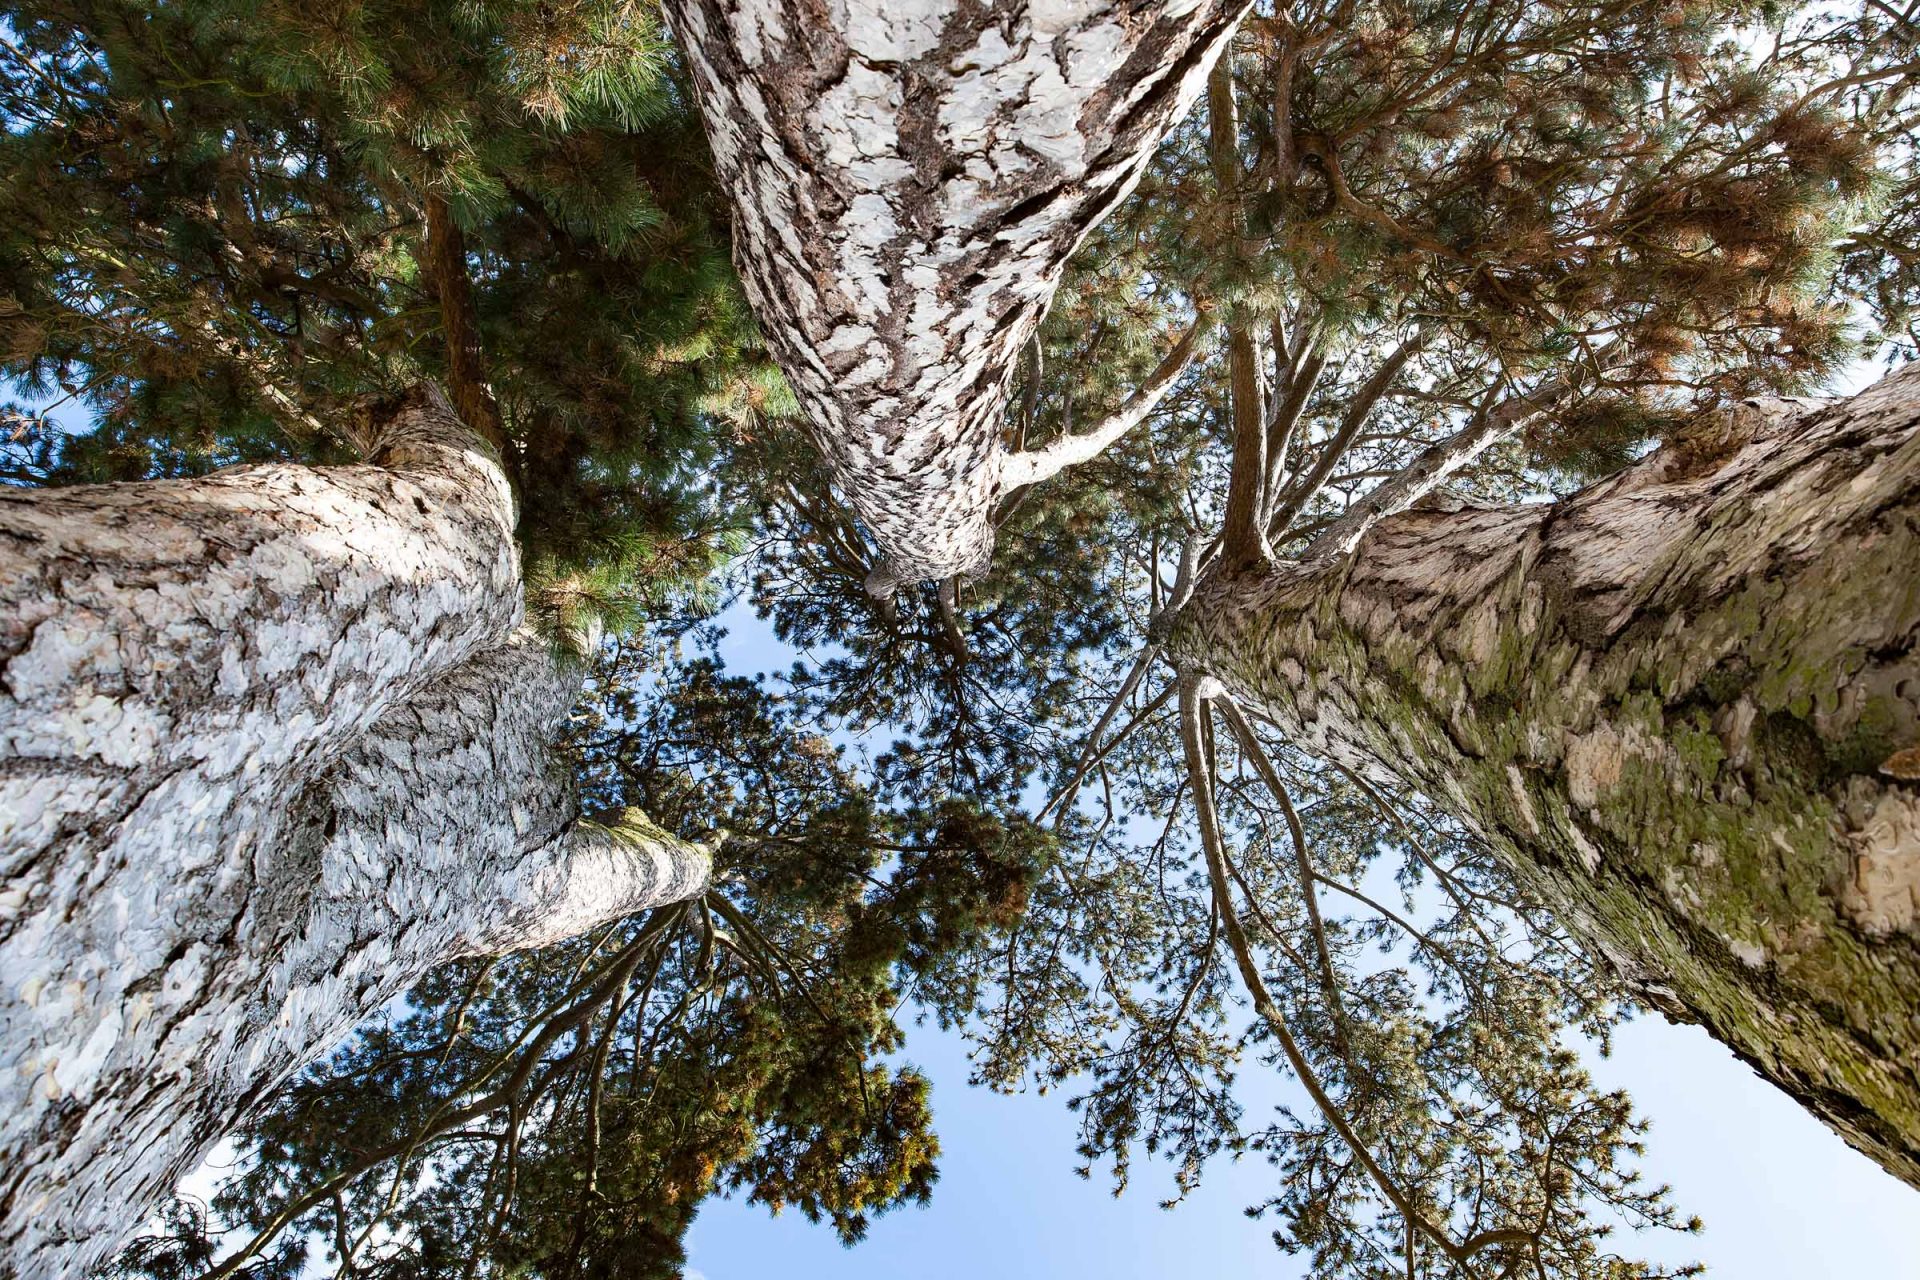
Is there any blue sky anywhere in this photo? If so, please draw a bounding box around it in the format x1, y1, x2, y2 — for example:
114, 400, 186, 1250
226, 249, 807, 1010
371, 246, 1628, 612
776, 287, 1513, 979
685, 603, 1920, 1280
682, 1010, 1920, 1279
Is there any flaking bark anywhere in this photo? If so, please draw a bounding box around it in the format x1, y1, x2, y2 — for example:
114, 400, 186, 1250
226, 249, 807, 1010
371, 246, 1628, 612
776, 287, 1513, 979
1169, 364, 1920, 1184
0, 387, 708, 1278
665, 0, 1250, 592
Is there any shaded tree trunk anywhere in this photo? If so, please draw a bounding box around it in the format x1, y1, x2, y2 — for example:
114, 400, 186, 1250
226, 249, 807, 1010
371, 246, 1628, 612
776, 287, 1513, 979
665, 0, 1250, 592
1168, 365, 1920, 1185
0, 388, 708, 1278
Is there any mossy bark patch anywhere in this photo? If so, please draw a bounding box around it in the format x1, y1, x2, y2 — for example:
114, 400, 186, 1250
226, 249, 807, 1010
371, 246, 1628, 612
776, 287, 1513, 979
1171, 365, 1920, 1185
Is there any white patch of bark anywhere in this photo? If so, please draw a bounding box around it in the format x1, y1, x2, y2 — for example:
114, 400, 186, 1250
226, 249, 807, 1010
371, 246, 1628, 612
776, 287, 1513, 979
1839, 781, 1920, 935
0, 389, 708, 1278
665, 0, 1250, 589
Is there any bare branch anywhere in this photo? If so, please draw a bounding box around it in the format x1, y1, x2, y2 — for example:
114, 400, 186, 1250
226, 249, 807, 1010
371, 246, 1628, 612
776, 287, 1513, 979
1179, 678, 1532, 1269
1305, 351, 1614, 559
1261, 344, 1328, 523
1214, 697, 1348, 1034
1267, 329, 1427, 539
1000, 317, 1206, 491
1040, 675, 1175, 823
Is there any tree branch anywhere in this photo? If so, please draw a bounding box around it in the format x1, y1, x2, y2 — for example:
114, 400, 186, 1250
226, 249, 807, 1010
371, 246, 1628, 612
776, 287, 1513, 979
1040, 679, 1176, 823
197, 910, 685, 1280
999, 316, 1205, 491
422, 193, 508, 457
1296, 134, 1469, 263
477, 808, 712, 956
1201, 56, 1278, 570
1267, 329, 1427, 539
937, 577, 970, 663
1304, 351, 1617, 559
1214, 697, 1348, 1035
1261, 344, 1328, 523
1179, 677, 1527, 1269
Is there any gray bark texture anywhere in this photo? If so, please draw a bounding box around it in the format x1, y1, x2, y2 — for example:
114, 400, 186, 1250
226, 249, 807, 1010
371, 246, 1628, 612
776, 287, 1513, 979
0, 387, 709, 1279
664, 0, 1249, 591
1169, 363, 1920, 1185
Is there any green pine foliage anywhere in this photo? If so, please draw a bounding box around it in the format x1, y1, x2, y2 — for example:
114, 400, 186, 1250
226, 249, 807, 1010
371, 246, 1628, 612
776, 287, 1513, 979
729, 3, 1919, 1277
111, 630, 1052, 1279
0, 0, 780, 629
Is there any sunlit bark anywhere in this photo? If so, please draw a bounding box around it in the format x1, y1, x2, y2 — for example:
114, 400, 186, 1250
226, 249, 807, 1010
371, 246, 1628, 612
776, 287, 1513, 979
1171, 365, 1920, 1184
665, 0, 1251, 592
0, 387, 708, 1278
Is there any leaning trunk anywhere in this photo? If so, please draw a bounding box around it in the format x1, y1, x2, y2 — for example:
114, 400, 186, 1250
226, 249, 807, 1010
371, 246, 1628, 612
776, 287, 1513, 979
1169, 365, 1920, 1184
0, 388, 707, 1279
665, 0, 1249, 589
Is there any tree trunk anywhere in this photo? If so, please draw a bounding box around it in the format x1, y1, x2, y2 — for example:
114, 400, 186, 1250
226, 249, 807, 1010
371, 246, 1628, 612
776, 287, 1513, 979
0, 387, 708, 1279
665, 0, 1249, 591
1168, 364, 1920, 1185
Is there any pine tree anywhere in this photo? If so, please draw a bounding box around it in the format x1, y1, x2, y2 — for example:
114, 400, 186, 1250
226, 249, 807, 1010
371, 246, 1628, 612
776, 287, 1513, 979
110, 629, 1051, 1280
3, 0, 1918, 1276
687, 0, 1920, 1220
0, 0, 782, 622
0, 3, 777, 1271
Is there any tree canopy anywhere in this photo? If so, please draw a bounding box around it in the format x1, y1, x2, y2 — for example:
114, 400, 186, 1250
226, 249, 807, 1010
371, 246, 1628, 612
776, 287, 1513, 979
2, 0, 1916, 1276
2, 0, 783, 626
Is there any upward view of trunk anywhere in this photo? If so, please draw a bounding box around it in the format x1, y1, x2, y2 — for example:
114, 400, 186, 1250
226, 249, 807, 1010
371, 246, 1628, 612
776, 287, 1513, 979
0, 387, 708, 1279
1169, 365, 1920, 1184
665, 0, 1249, 591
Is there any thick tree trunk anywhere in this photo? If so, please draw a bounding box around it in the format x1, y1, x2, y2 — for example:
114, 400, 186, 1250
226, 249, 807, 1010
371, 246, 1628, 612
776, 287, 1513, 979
665, 0, 1249, 590
1168, 364, 1920, 1185
0, 388, 708, 1278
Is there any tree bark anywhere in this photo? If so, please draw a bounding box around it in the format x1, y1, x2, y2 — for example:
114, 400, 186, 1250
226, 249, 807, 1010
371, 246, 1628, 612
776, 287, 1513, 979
1168, 363, 1920, 1185
0, 387, 708, 1278
664, 0, 1250, 592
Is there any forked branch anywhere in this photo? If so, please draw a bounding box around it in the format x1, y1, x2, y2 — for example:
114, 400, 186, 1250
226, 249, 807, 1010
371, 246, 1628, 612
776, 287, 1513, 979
197, 907, 689, 1280
1177, 677, 1538, 1272
1305, 351, 1617, 559
1214, 697, 1348, 1034
1266, 329, 1427, 540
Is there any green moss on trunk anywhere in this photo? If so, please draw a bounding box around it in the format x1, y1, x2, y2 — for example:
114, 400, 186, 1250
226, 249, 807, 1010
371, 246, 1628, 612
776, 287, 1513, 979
1171, 367, 1920, 1184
